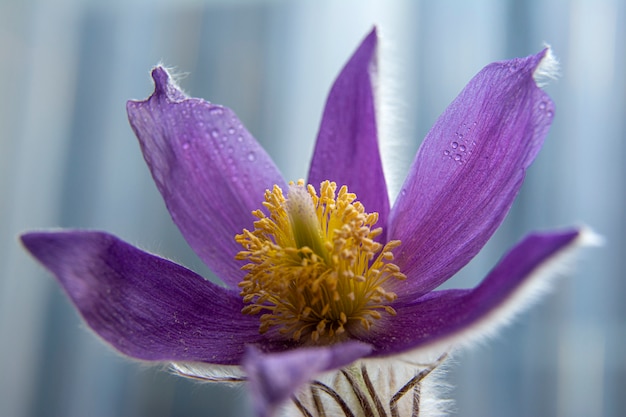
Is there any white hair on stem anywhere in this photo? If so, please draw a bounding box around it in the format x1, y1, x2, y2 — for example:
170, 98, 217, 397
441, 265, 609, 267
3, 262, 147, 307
278, 353, 454, 417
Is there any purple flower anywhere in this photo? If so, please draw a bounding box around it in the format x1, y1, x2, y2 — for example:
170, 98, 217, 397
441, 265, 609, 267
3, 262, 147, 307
22, 29, 592, 417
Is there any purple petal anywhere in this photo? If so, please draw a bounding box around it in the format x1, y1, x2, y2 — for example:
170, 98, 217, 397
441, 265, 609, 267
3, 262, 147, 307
127, 68, 286, 288
389, 50, 555, 296
244, 342, 372, 417
363, 229, 584, 356
21, 230, 269, 364
308, 28, 390, 232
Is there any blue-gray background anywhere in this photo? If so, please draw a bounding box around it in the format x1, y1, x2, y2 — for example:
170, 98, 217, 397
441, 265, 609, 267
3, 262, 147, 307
1, 0, 623, 416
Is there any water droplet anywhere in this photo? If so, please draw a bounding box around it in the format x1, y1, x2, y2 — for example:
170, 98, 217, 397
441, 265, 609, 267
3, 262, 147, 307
443, 150, 450, 156
237, 136, 244, 142
211, 129, 219, 138
546, 110, 553, 117
222, 135, 228, 142
454, 154, 462, 161
182, 142, 190, 150
539, 101, 547, 110
459, 144, 467, 152
227, 146, 234, 154
458, 133, 464, 139
209, 107, 224, 116
401, 189, 407, 196
228, 127, 236, 135
451, 141, 458, 149
247, 152, 256, 162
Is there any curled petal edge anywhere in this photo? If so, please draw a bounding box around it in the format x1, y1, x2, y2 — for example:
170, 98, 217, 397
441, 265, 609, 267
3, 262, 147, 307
377, 227, 601, 360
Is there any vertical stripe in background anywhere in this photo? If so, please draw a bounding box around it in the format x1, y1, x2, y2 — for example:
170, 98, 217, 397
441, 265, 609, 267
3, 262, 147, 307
1, 1, 623, 416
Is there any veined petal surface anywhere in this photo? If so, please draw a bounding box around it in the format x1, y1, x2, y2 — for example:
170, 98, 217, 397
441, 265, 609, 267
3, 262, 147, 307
308, 28, 390, 230
389, 50, 555, 297
127, 68, 286, 288
21, 230, 271, 364
364, 229, 585, 356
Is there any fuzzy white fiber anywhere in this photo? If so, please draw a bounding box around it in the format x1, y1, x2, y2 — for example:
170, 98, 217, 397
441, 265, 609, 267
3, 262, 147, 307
278, 354, 453, 417
170, 362, 246, 386
393, 227, 602, 364
533, 46, 560, 87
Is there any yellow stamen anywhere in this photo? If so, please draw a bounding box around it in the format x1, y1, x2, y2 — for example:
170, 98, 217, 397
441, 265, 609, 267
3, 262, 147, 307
236, 180, 406, 343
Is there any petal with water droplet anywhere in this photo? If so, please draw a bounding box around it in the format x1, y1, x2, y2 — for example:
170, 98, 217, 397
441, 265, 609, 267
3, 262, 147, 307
127, 67, 286, 288
389, 50, 555, 297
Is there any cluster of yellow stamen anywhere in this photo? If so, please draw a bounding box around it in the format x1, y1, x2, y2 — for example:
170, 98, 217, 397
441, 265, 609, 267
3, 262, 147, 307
235, 180, 406, 343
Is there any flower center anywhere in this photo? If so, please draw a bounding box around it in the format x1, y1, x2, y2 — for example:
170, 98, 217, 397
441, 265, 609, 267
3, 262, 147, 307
236, 180, 405, 343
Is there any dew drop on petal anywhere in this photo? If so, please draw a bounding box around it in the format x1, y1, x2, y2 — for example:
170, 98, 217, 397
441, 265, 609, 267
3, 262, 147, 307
459, 144, 466, 152
247, 152, 256, 162
443, 150, 450, 156
228, 127, 236, 135
237, 136, 244, 143
209, 107, 224, 116
211, 129, 219, 138
454, 154, 462, 161
182, 142, 190, 150
547, 110, 554, 118
451, 141, 458, 149
539, 101, 547, 110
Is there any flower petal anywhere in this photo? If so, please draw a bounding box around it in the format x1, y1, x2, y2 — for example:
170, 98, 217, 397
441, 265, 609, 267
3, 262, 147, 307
389, 50, 556, 296
244, 342, 372, 417
307, 28, 390, 230
127, 68, 286, 288
21, 230, 269, 364
364, 228, 595, 356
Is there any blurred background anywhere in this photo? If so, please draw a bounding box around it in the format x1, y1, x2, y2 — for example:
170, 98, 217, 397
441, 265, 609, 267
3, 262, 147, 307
1, 0, 623, 416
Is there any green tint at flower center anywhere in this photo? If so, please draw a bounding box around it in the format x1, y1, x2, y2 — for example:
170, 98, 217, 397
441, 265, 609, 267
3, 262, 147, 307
236, 180, 406, 343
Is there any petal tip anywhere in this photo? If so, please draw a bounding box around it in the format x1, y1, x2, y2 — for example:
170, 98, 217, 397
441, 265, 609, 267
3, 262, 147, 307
533, 46, 560, 87
20, 231, 53, 256
151, 66, 170, 95
367, 25, 378, 40
144, 66, 187, 102
575, 226, 604, 247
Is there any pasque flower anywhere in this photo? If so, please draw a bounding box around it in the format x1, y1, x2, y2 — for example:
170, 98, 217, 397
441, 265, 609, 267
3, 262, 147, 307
22, 29, 592, 417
